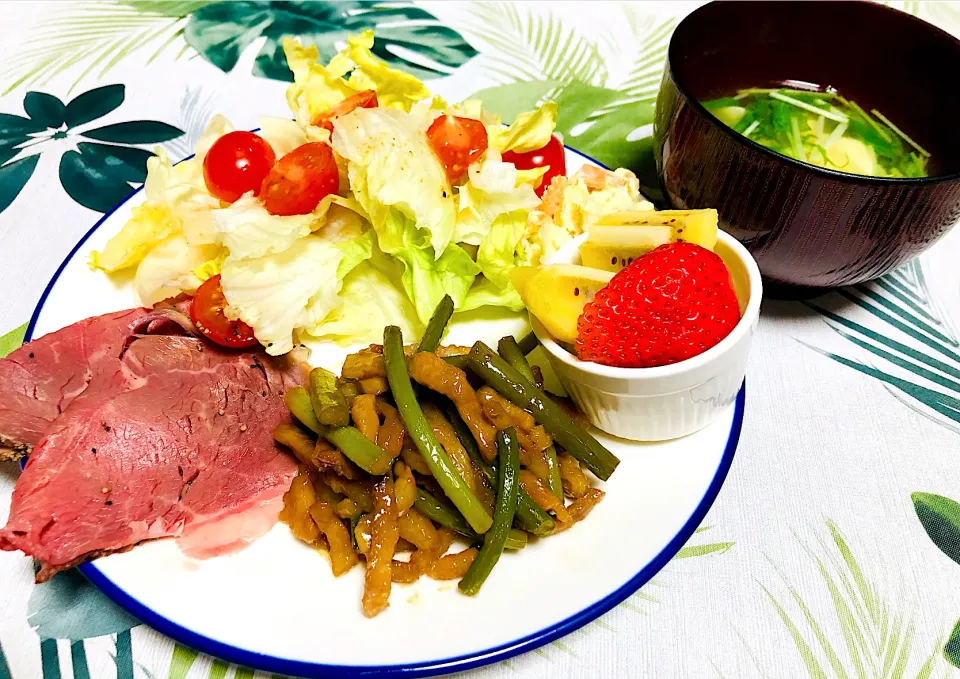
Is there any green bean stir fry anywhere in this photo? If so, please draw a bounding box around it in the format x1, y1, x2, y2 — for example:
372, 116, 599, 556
275, 295, 618, 617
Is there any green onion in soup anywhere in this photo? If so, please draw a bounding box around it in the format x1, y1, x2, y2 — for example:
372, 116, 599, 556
701, 87, 930, 178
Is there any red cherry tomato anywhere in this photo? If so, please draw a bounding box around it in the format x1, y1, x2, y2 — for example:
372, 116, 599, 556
426, 115, 488, 183
502, 135, 567, 198
190, 275, 258, 349
203, 131, 277, 204
314, 90, 378, 132
259, 142, 340, 216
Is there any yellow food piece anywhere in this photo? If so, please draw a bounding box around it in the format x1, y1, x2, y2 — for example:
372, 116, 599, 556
825, 137, 877, 176
711, 105, 747, 128
89, 203, 178, 273
281, 472, 320, 544
511, 264, 614, 344
594, 209, 718, 248
308, 500, 358, 576
583, 209, 718, 272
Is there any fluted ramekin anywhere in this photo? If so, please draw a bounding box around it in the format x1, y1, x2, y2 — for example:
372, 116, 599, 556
532, 230, 762, 441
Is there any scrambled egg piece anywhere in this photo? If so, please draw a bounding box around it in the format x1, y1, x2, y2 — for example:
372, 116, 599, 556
520, 166, 654, 264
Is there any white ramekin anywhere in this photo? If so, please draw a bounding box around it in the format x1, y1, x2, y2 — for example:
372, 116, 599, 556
532, 230, 762, 441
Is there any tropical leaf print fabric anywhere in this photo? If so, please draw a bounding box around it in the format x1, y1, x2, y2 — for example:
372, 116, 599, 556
0, 2, 959, 678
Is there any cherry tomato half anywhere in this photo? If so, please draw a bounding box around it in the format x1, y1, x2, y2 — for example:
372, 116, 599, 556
203, 131, 277, 204
190, 275, 258, 349
502, 135, 567, 198
314, 90, 378, 132
426, 115, 488, 183
259, 142, 340, 216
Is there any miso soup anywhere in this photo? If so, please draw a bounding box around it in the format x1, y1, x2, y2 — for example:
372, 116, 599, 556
701, 87, 930, 178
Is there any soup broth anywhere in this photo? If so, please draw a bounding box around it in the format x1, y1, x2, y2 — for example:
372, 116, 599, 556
701, 87, 930, 178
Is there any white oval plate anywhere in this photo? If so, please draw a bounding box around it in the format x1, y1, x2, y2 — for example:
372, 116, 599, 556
23, 147, 743, 678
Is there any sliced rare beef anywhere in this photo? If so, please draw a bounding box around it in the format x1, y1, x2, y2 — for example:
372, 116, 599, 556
0, 308, 156, 459
0, 314, 304, 582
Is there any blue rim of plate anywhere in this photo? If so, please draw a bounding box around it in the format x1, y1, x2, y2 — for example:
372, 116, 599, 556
23, 145, 745, 678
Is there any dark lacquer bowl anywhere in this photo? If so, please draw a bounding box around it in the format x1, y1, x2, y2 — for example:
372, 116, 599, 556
654, 0, 960, 288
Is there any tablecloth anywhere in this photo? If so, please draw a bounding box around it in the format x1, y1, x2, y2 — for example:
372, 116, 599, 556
1, 1, 960, 677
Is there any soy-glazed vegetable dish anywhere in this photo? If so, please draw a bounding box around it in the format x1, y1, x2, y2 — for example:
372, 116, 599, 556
0, 31, 745, 617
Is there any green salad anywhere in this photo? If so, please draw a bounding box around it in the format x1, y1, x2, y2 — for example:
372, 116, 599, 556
90, 31, 653, 355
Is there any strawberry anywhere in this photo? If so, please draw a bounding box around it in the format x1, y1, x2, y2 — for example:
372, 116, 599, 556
575, 242, 740, 368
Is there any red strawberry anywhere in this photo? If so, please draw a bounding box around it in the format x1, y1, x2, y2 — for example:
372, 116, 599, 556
575, 242, 740, 368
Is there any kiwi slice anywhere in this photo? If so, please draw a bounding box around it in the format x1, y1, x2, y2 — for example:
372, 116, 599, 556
581, 209, 719, 272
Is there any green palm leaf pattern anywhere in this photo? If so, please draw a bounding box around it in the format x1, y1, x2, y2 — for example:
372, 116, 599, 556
618, 525, 733, 614
0, 642, 10, 679
183, 1, 477, 83
912, 493, 960, 669
40, 639, 60, 679
70, 641, 90, 679
166, 643, 290, 679
735, 519, 950, 678
465, 2, 607, 87
165, 86, 219, 160
805, 260, 960, 434
167, 643, 198, 679
464, 3, 672, 183
947, 621, 960, 669
912, 493, 960, 567
676, 525, 735, 559
1, 84, 184, 213
1, 1, 210, 95
0, 323, 27, 359
591, 10, 676, 122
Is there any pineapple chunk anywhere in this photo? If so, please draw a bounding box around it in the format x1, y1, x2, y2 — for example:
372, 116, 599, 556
512, 264, 614, 344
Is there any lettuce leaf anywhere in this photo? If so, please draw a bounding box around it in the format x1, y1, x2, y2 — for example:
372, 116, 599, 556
134, 234, 222, 305
193, 114, 235, 164
450, 99, 502, 127
459, 209, 527, 312
489, 102, 558, 154
461, 275, 523, 312
259, 116, 308, 157
321, 199, 368, 242
344, 31, 430, 111
402, 242, 481, 323
283, 32, 429, 130
380, 209, 480, 323
283, 37, 358, 128
477, 209, 528, 290
193, 251, 226, 282
455, 152, 539, 245
89, 203, 179, 272
90, 115, 232, 272
212, 193, 367, 261
333, 106, 456, 257
146, 115, 232, 246
211, 194, 323, 259
516, 166, 550, 189
220, 235, 344, 355
307, 259, 421, 346
336, 230, 375, 279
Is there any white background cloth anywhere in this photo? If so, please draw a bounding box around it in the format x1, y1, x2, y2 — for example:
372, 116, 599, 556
2, 2, 959, 677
